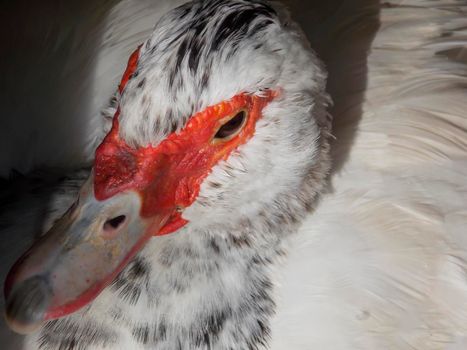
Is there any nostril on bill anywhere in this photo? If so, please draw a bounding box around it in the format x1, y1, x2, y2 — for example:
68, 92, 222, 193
103, 215, 126, 232
5, 276, 52, 334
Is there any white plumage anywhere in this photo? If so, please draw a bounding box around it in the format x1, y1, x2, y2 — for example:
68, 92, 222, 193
1, 1, 467, 349
272, 2, 467, 349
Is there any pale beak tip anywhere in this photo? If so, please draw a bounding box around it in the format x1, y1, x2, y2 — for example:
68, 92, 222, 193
5, 276, 51, 334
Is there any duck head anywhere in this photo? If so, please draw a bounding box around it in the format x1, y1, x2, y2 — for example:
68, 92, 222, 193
4, 0, 331, 334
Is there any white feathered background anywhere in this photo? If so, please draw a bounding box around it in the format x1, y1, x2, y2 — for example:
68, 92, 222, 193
1, 1, 467, 349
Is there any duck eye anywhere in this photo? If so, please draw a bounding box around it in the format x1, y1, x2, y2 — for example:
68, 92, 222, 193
214, 110, 247, 141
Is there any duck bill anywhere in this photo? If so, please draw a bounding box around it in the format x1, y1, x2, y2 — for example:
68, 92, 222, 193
4, 177, 172, 334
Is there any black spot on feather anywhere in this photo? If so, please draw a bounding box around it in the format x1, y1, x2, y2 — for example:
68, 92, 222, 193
162, 0, 277, 93
128, 257, 150, 279
38, 319, 115, 350
111, 257, 150, 305
152, 319, 167, 343
137, 77, 146, 89
209, 237, 221, 254
132, 324, 150, 345
191, 307, 231, 347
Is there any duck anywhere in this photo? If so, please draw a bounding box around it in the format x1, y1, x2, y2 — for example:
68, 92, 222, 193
1, 0, 467, 349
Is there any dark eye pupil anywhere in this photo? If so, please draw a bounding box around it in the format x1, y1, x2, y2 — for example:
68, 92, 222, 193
215, 111, 246, 139
103, 215, 126, 231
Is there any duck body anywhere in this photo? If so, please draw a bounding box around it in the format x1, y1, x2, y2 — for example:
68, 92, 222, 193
1, 1, 467, 350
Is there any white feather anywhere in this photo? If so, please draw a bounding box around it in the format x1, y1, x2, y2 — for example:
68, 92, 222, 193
271, 1, 467, 349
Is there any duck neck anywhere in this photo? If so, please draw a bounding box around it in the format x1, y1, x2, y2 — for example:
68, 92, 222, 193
110, 224, 287, 349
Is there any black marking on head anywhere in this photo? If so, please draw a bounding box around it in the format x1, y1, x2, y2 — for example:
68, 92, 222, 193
169, 117, 178, 135
209, 181, 222, 188
178, 6, 191, 19
250, 17, 274, 36
175, 38, 189, 74
110, 94, 118, 106
120, 0, 281, 148
211, 7, 274, 54
161, 0, 277, 91
187, 35, 205, 73
200, 70, 210, 89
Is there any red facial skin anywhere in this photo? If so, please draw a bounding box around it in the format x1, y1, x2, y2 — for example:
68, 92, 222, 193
3, 47, 278, 333
94, 47, 276, 235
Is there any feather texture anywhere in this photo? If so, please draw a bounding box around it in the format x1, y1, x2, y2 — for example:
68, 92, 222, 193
272, 1, 467, 349
0, 1, 466, 349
